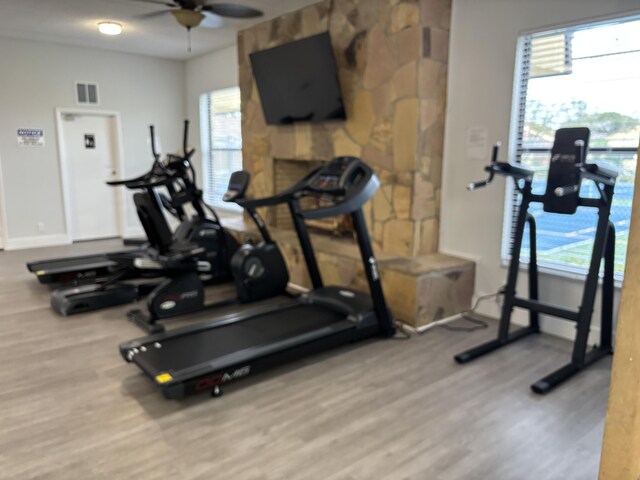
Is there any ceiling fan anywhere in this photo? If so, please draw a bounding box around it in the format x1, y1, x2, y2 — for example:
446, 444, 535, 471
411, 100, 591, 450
133, 0, 263, 29
131, 0, 263, 51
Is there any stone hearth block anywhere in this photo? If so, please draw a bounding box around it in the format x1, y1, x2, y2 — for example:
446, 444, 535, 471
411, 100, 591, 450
383, 255, 474, 327
221, 215, 474, 328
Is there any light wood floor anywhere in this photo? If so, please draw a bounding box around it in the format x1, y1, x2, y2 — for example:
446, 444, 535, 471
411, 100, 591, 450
0, 240, 611, 479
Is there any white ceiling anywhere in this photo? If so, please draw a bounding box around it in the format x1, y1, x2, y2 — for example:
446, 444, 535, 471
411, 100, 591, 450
0, 0, 320, 60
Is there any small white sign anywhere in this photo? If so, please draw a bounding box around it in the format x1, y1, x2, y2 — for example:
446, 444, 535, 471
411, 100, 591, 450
17, 128, 45, 147
466, 127, 488, 161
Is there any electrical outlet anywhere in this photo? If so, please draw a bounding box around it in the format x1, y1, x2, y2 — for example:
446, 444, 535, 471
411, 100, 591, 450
37, 222, 45, 233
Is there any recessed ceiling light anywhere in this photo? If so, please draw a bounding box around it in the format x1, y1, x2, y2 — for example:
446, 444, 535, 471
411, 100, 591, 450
98, 22, 122, 36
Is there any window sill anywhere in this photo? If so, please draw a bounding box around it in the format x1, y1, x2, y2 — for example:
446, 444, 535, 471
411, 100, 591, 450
500, 259, 623, 289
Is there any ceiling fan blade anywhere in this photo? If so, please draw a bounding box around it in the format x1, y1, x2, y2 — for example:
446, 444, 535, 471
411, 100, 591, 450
200, 12, 225, 28
202, 3, 263, 19
133, 9, 174, 20
129, 0, 177, 6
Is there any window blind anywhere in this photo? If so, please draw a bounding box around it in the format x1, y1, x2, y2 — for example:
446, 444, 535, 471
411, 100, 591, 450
529, 32, 573, 79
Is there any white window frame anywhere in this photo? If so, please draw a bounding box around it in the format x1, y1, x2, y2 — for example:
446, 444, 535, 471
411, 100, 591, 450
200, 87, 243, 213
504, 13, 640, 283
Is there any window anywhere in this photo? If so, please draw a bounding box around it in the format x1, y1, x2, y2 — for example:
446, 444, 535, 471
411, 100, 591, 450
506, 16, 640, 281
200, 87, 243, 211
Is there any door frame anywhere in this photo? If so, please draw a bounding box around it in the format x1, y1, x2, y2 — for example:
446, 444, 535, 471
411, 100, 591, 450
55, 108, 127, 243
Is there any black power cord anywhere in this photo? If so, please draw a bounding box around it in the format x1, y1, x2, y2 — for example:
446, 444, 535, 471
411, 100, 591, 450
385, 288, 505, 340
416, 290, 504, 335
392, 322, 412, 340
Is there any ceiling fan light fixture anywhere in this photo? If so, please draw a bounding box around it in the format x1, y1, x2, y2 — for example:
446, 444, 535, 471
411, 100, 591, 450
171, 9, 205, 29
98, 22, 123, 36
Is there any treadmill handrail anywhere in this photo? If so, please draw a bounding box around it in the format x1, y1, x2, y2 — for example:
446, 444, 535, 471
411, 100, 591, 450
232, 167, 322, 209
231, 162, 378, 219
301, 170, 379, 220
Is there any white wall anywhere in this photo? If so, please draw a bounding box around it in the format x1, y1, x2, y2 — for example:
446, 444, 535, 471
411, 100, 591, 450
441, 0, 640, 341
184, 45, 239, 184
0, 36, 185, 248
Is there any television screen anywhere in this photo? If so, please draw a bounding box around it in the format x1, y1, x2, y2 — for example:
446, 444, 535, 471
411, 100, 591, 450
249, 32, 346, 125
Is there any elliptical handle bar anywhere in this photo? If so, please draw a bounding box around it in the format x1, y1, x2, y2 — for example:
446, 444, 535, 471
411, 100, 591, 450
107, 125, 165, 187
183, 120, 189, 156
150, 125, 159, 162
467, 142, 501, 191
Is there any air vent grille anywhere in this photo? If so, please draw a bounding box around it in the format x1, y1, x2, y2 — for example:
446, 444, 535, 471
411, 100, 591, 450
76, 82, 99, 105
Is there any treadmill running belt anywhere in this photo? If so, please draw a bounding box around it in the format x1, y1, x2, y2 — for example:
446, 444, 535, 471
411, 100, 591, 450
136, 305, 348, 374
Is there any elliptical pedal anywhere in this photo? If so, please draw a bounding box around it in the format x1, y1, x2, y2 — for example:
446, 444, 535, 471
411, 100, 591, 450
51, 283, 140, 316
128, 308, 166, 334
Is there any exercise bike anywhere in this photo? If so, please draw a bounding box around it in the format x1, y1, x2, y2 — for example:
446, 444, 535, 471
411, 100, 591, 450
128, 169, 290, 333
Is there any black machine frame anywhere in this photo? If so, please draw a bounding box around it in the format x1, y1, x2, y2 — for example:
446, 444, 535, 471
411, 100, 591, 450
47, 121, 241, 319
455, 128, 618, 394
26, 124, 190, 286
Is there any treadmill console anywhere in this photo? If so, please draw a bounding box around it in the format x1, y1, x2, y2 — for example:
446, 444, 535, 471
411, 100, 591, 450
301, 156, 378, 220
308, 156, 363, 196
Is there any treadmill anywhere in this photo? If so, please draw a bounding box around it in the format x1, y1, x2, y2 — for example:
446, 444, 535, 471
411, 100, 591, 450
27, 253, 128, 285
120, 156, 396, 399
26, 174, 163, 286
26, 126, 182, 286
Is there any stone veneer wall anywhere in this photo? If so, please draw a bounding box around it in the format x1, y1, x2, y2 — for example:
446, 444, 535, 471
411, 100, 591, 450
238, 0, 450, 257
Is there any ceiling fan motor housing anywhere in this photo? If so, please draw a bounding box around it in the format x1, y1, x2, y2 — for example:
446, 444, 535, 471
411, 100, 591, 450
171, 9, 205, 28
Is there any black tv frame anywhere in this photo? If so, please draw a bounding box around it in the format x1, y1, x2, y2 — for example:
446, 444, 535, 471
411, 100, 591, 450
249, 32, 347, 126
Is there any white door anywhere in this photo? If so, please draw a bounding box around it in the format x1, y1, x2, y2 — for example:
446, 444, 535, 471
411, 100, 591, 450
62, 114, 120, 241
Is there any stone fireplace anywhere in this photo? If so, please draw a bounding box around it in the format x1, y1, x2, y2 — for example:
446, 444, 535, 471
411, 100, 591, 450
232, 0, 476, 327
238, 0, 452, 258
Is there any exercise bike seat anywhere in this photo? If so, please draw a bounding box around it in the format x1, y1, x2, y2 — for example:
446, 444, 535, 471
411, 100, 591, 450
223, 171, 250, 202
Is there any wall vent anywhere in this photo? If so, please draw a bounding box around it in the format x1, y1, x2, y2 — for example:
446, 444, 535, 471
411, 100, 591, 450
75, 82, 99, 105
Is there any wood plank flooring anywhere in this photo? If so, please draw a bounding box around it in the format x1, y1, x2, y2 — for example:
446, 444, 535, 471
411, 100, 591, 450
0, 240, 610, 479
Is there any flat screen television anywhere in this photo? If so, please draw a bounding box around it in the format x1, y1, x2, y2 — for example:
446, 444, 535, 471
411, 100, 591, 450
249, 32, 346, 125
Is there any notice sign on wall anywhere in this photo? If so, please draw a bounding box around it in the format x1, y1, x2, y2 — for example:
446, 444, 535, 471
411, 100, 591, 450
17, 128, 45, 147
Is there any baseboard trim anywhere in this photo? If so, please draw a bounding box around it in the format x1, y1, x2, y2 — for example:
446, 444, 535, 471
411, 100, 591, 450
123, 227, 145, 239
4, 234, 71, 251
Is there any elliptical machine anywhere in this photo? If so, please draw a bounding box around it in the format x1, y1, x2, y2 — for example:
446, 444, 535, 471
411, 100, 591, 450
51, 121, 239, 316
129, 169, 290, 333
125, 120, 239, 286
